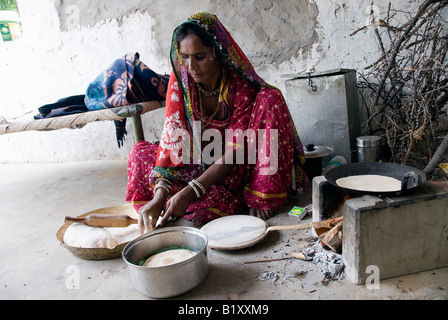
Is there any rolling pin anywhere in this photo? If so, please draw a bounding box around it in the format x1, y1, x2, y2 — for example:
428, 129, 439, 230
64, 214, 138, 228
264, 216, 343, 233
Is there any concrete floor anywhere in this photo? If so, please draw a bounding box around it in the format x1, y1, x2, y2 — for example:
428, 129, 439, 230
0, 160, 447, 300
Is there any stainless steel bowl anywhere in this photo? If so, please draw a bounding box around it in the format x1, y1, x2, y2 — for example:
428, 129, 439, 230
122, 226, 208, 298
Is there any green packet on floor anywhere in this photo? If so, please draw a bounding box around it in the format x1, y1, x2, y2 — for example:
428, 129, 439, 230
288, 205, 312, 220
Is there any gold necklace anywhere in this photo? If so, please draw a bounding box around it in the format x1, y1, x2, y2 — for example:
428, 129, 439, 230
197, 83, 220, 97
198, 88, 221, 127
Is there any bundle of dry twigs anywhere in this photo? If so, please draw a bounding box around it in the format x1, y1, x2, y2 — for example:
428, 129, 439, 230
353, 0, 448, 176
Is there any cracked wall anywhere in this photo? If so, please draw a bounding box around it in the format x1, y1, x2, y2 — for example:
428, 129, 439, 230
0, 0, 421, 162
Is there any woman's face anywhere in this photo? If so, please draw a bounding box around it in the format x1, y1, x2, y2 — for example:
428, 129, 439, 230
179, 34, 222, 89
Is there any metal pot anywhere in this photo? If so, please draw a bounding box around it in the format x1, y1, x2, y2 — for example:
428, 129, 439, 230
324, 162, 426, 196
122, 226, 208, 298
357, 136, 381, 162
303, 144, 333, 180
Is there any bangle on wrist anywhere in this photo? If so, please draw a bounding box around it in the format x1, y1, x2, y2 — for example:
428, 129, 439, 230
154, 184, 171, 196
155, 178, 172, 186
191, 179, 206, 195
188, 181, 201, 198
154, 178, 172, 196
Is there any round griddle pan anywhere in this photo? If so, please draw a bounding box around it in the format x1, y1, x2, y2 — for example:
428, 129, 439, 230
324, 162, 426, 196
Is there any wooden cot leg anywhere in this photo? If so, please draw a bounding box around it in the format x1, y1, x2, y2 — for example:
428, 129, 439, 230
131, 114, 145, 142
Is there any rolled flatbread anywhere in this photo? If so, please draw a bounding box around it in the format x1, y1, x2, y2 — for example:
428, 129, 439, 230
63, 223, 140, 249
336, 174, 401, 192
143, 249, 197, 267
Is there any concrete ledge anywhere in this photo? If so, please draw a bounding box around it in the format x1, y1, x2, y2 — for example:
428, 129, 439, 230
312, 176, 448, 284
344, 183, 448, 284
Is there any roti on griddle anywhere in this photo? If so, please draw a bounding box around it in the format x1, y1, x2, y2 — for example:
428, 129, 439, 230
336, 174, 402, 192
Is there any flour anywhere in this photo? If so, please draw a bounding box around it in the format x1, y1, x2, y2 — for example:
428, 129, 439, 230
63, 223, 140, 249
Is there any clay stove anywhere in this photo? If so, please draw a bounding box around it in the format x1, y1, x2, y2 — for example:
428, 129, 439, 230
312, 176, 448, 284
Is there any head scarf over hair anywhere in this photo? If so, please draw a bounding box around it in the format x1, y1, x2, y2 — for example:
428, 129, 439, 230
152, 12, 304, 183
171, 12, 267, 88
152, 12, 264, 178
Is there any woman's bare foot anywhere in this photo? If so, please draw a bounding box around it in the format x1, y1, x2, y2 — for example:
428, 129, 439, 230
249, 207, 273, 220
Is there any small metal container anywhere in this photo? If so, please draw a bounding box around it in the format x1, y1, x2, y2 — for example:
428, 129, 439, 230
357, 136, 380, 162
122, 226, 208, 298
303, 144, 334, 179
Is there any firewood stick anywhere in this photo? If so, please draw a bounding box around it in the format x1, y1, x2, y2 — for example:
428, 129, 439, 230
320, 220, 344, 253
244, 257, 287, 264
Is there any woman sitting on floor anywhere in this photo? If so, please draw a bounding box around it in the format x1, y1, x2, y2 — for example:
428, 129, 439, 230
126, 12, 308, 233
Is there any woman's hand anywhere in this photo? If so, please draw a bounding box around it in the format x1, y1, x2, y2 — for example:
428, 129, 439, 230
157, 149, 237, 227
138, 189, 166, 233
158, 185, 196, 227
154, 148, 237, 228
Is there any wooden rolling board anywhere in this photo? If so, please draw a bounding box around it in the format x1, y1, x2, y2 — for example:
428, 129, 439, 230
200, 215, 268, 250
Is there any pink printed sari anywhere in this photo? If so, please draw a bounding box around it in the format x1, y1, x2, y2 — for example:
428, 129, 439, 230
126, 12, 307, 224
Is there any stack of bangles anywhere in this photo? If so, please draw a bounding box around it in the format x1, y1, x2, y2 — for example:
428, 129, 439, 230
154, 178, 173, 196
188, 179, 206, 199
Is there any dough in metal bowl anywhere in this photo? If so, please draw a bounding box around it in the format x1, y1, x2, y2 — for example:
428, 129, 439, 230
143, 249, 197, 267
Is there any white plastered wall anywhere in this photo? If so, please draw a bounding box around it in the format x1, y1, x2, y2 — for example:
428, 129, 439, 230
0, 0, 420, 162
